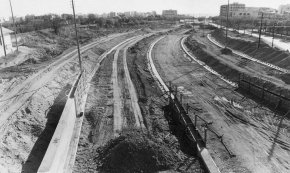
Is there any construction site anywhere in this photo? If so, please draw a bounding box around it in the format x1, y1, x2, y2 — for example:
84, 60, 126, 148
1, 1, 290, 173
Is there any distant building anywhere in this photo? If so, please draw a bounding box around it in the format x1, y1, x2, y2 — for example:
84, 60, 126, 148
231, 7, 277, 18
162, 10, 178, 18
130, 11, 138, 17
109, 12, 116, 18
278, 4, 290, 15
220, 2, 245, 17
0, 27, 14, 57
257, 7, 278, 19
124, 12, 131, 17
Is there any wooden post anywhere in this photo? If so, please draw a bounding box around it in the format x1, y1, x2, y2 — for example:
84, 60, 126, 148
175, 86, 178, 99
238, 73, 241, 87
0, 22, 7, 57
195, 114, 197, 128
248, 78, 251, 93
261, 85, 265, 100
72, 0, 83, 73
204, 127, 207, 148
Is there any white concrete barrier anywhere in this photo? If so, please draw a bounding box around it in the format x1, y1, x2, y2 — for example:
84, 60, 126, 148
37, 75, 80, 173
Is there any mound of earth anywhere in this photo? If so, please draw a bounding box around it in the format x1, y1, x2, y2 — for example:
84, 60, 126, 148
221, 48, 232, 55
95, 129, 178, 173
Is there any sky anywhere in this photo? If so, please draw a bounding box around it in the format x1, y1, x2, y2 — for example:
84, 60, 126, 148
0, 0, 290, 19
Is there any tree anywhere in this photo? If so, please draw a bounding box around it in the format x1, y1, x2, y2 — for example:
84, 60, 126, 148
51, 17, 63, 34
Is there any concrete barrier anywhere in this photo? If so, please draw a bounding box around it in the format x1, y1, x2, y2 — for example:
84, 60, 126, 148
37, 74, 80, 173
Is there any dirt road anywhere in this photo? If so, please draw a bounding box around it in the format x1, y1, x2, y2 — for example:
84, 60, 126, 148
0, 31, 142, 173
151, 32, 290, 173
74, 30, 206, 173
74, 35, 148, 171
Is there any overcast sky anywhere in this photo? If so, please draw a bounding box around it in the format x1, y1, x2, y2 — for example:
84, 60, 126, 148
0, 0, 289, 19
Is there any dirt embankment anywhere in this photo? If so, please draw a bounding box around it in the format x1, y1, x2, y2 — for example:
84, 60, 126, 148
185, 35, 290, 114
211, 29, 290, 83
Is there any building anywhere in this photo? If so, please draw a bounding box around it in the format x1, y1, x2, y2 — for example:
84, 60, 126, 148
257, 8, 278, 19
0, 26, 14, 57
278, 4, 290, 15
124, 12, 131, 17
231, 7, 277, 18
109, 12, 116, 18
220, 2, 245, 17
162, 10, 178, 18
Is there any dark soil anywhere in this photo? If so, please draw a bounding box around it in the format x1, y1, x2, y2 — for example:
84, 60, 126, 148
96, 129, 178, 173
221, 48, 232, 55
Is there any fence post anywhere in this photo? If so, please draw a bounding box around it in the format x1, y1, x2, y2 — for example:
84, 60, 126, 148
195, 114, 197, 128
204, 127, 207, 148
261, 84, 265, 100
175, 86, 178, 99
248, 78, 251, 93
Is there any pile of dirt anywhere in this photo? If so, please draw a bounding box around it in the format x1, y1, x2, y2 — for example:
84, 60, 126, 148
211, 29, 290, 71
220, 48, 232, 55
95, 129, 178, 173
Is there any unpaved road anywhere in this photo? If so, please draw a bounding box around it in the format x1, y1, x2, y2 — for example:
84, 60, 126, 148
74, 35, 148, 171
0, 31, 142, 173
112, 36, 146, 136
151, 31, 290, 173
74, 31, 206, 173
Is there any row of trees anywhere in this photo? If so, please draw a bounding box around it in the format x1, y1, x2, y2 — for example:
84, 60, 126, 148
3, 13, 186, 35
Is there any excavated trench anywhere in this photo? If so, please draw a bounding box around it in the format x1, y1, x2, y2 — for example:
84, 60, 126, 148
74, 34, 207, 173
185, 35, 290, 115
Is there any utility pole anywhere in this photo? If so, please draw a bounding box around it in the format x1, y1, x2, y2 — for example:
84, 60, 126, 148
9, 0, 18, 51
203, 17, 206, 37
0, 22, 7, 57
258, 12, 263, 49
272, 23, 276, 48
72, 0, 82, 73
225, 0, 230, 48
